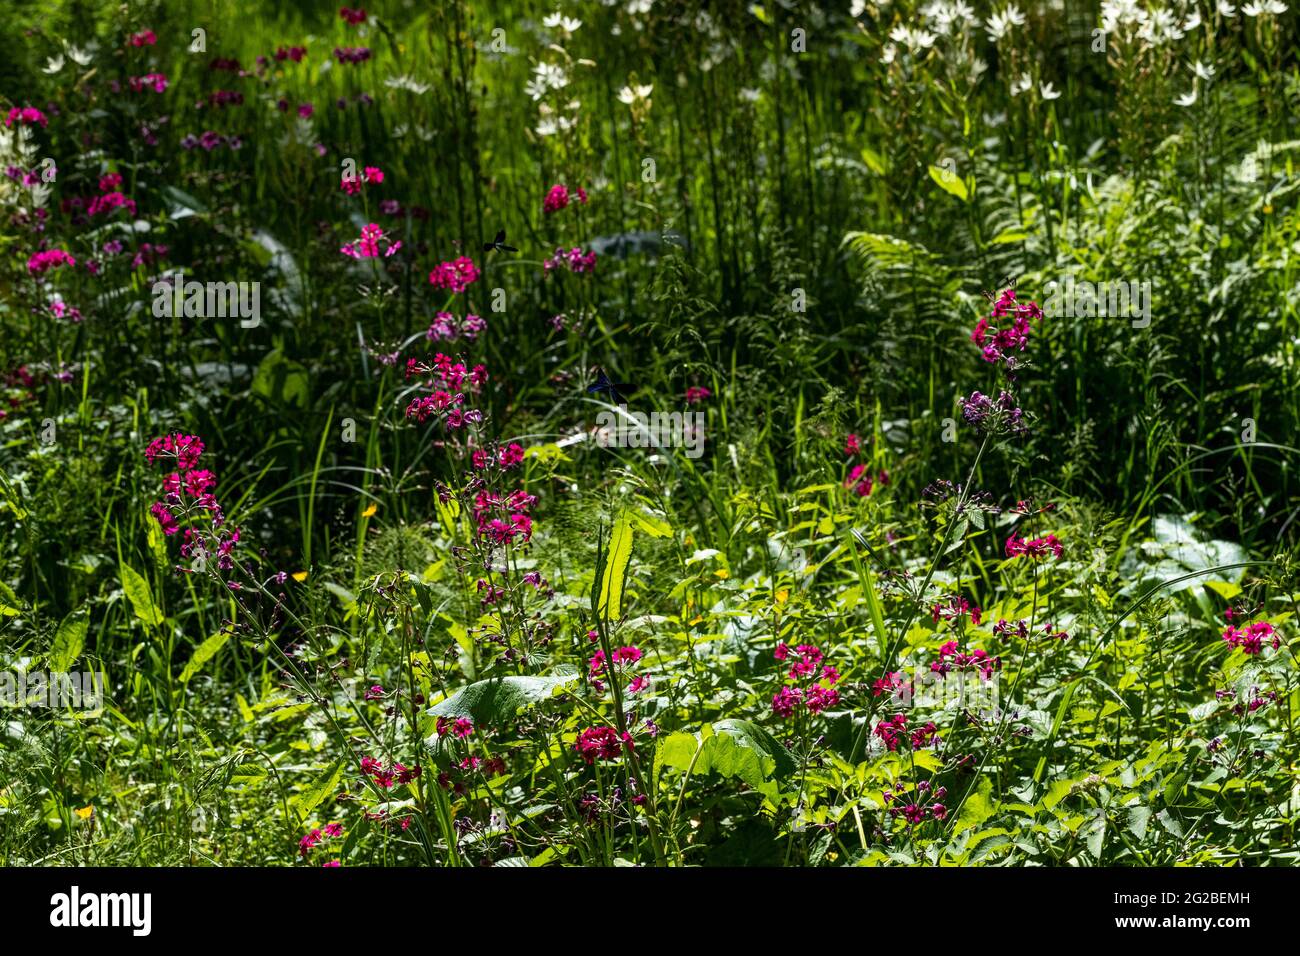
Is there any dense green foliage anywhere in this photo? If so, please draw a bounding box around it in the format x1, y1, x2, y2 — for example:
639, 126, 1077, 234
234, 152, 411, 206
0, 0, 1298, 866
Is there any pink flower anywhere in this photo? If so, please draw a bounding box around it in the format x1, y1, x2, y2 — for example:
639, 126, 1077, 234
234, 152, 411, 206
543, 183, 570, 214
575, 726, 625, 763
128, 73, 169, 93
844, 433, 861, 456
5, 107, 49, 129
772, 685, 803, 718
685, 386, 711, 404
340, 223, 401, 259
27, 249, 77, 275
339, 6, 368, 23
428, 256, 480, 293
129, 30, 158, 46
1005, 533, 1063, 560
628, 675, 651, 694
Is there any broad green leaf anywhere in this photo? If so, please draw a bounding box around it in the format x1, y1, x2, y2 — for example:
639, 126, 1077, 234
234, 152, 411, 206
427, 674, 578, 726
120, 563, 164, 627
953, 776, 995, 835
49, 609, 88, 672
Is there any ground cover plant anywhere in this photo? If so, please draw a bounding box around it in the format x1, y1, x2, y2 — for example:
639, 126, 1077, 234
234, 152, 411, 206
0, 0, 1298, 868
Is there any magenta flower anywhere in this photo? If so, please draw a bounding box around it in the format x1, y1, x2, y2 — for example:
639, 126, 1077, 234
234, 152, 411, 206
340, 223, 401, 259
27, 249, 77, 275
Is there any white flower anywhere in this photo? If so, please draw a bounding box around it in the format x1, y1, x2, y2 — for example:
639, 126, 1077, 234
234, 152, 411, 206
543, 11, 583, 32
527, 62, 569, 100
880, 43, 897, 64
66, 43, 96, 66
1264, 0, 1288, 11
1216, 0, 1237, 15
43, 54, 65, 74
626, 0, 654, 13
1010, 72, 1033, 96
617, 83, 653, 104
739, 87, 761, 102
850, 0, 868, 15
1192, 60, 1216, 80
1183, 11, 1202, 29
384, 74, 432, 94
1139, 6, 1183, 44
1174, 88, 1198, 106
1039, 81, 1060, 100
889, 25, 936, 51
985, 4, 1025, 41
1241, 1, 1263, 13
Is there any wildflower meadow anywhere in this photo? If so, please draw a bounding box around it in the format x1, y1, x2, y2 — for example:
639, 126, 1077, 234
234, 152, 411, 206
1, 0, 1299, 909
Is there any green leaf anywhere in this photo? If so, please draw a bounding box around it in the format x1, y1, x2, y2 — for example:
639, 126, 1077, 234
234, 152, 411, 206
120, 563, 164, 627
427, 674, 578, 726
179, 629, 233, 683
657, 732, 701, 772
1127, 805, 1151, 841
695, 719, 796, 789
294, 760, 345, 819
596, 513, 634, 621
929, 164, 970, 201
953, 777, 995, 835
0, 579, 23, 617
49, 609, 88, 672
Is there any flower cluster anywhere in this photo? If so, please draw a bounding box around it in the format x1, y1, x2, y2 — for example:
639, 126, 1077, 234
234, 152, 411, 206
930, 639, 1001, 680
6, 106, 49, 128
145, 433, 241, 577
404, 354, 488, 429
874, 713, 940, 752
360, 755, 422, 789
471, 488, 536, 545
931, 594, 982, 627
27, 249, 77, 276
128, 73, 169, 93
180, 131, 243, 151
340, 165, 383, 195
426, 311, 486, 343
574, 726, 633, 764
543, 246, 597, 274
334, 46, 372, 64
845, 463, 889, 497
684, 386, 711, 404
771, 643, 841, 717
1222, 619, 1280, 655
588, 645, 649, 695
472, 442, 524, 471
428, 256, 480, 293
959, 389, 1025, 435
542, 182, 588, 213
339, 6, 368, 23
884, 780, 948, 824
340, 222, 401, 259
970, 288, 1043, 369
435, 716, 474, 738
1004, 532, 1063, 560
298, 822, 344, 859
